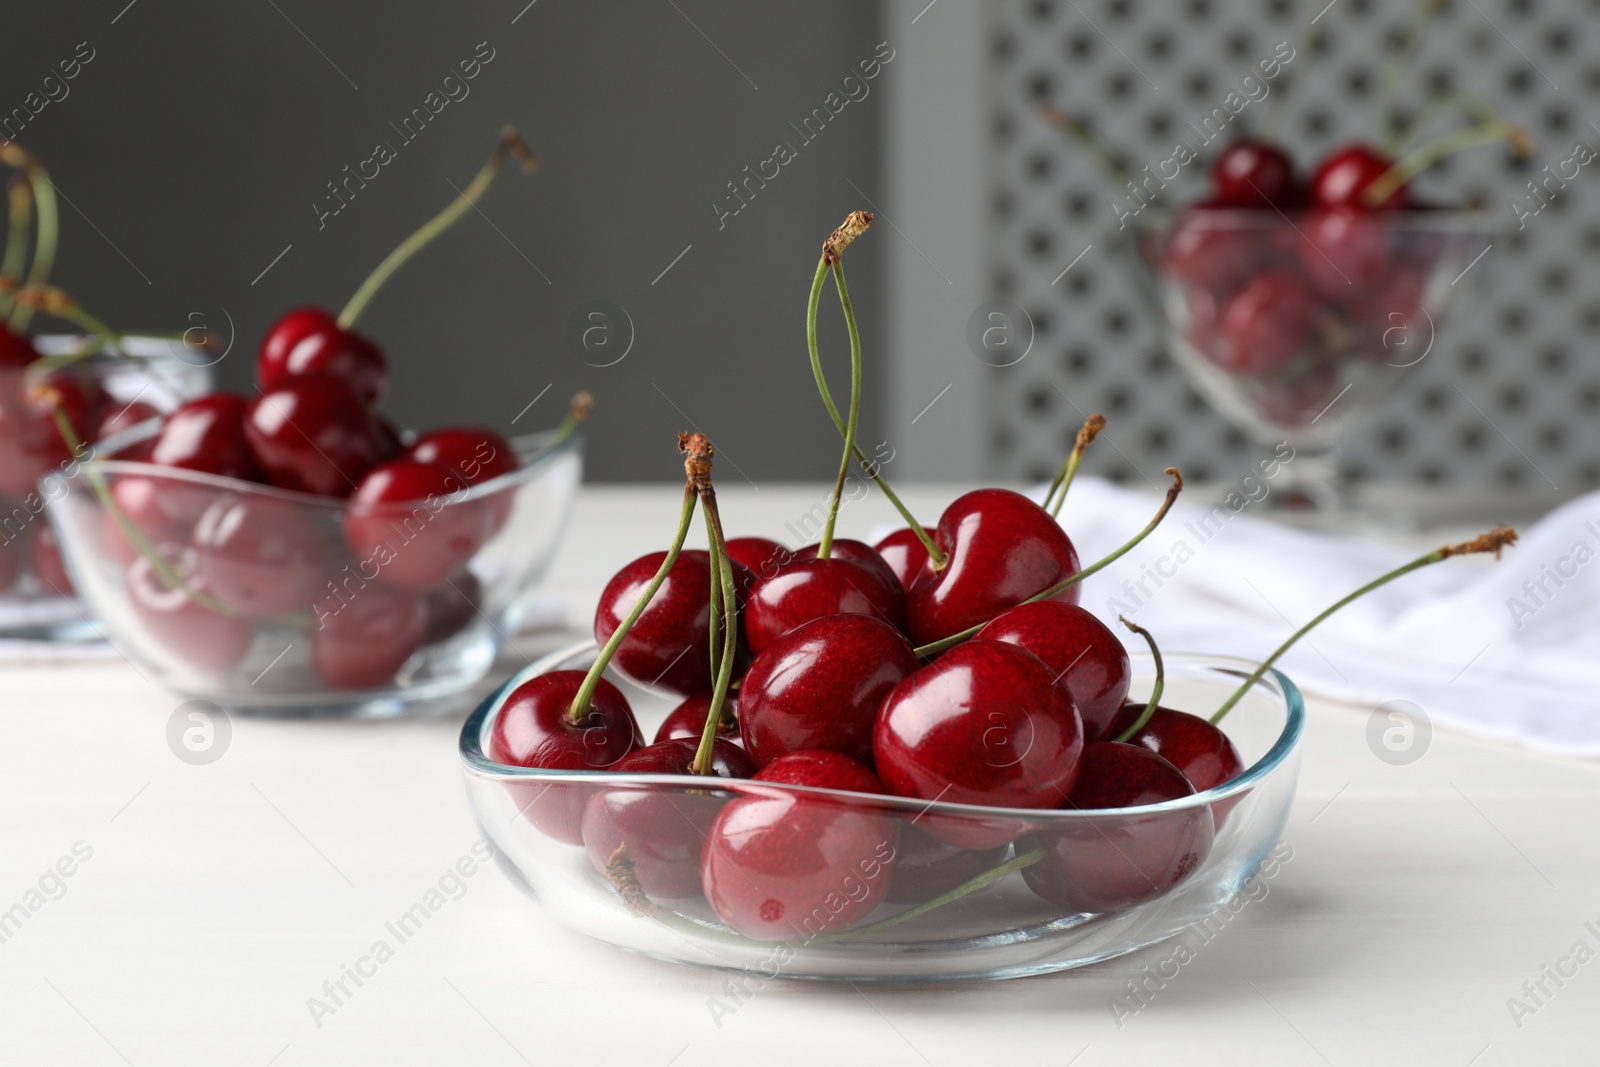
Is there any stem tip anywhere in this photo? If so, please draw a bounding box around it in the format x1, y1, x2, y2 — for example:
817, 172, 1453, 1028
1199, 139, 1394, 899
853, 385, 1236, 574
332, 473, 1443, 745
1441, 524, 1517, 561
823, 211, 873, 264
679, 431, 714, 490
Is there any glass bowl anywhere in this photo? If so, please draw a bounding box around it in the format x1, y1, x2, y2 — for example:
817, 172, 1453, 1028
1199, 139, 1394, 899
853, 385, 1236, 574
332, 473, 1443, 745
1136, 209, 1491, 509
0, 337, 210, 639
459, 644, 1303, 982
47, 427, 582, 716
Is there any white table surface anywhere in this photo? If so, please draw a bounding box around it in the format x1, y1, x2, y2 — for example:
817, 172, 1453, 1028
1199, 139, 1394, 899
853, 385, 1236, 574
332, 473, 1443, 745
3, 485, 1596, 1066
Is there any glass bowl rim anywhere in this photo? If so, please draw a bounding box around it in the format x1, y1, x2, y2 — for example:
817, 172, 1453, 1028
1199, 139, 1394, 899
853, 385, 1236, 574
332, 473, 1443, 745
1133, 206, 1494, 235
458, 641, 1305, 819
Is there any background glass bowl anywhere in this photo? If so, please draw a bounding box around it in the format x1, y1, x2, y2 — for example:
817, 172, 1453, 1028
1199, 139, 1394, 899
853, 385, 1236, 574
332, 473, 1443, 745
48, 427, 581, 716
459, 644, 1303, 983
1136, 209, 1491, 509
0, 337, 210, 639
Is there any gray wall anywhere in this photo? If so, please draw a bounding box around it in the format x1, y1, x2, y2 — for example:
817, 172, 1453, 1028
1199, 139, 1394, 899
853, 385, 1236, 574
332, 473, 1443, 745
1, 0, 884, 483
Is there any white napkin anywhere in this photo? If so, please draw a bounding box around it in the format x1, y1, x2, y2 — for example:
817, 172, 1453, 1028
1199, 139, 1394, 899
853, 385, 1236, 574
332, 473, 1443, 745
1057, 477, 1600, 756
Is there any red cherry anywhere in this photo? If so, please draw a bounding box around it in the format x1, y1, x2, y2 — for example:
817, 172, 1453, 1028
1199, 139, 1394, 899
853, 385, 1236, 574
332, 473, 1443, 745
743, 552, 905, 654
1020, 742, 1214, 913
29, 524, 73, 595
1299, 205, 1389, 297
489, 669, 645, 844
20, 369, 108, 470
904, 489, 1081, 647
1310, 144, 1407, 210
126, 546, 254, 673
1163, 202, 1263, 297
883, 822, 1010, 905
874, 639, 1084, 849
422, 569, 481, 642
653, 690, 743, 747
1218, 272, 1316, 377
724, 536, 790, 585
193, 493, 328, 617
0, 532, 23, 592
258, 307, 387, 407
0, 328, 38, 369
1212, 140, 1298, 208
752, 749, 885, 793
405, 426, 517, 485
244, 373, 384, 497
150, 393, 262, 481
592, 548, 751, 696
976, 601, 1131, 743
872, 527, 933, 591
1107, 702, 1246, 807
344, 459, 490, 593
738, 613, 918, 768
310, 582, 426, 689
102, 475, 196, 565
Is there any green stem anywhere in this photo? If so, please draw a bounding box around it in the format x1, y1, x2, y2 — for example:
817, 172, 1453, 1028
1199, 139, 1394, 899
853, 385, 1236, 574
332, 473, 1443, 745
691, 486, 740, 777
914, 469, 1184, 658
548, 391, 592, 449
0, 175, 30, 315
1043, 413, 1105, 519
817, 259, 862, 559
1388, 91, 1504, 156
704, 506, 723, 690
1376, 0, 1447, 152
1209, 525, 1518, 724
337, 128, 536, 329
2, 147, 57, 331
1038, 105, 1146, 198
568, 483, 697, 725
1113, 617, 1165, 743
1363, 120, 1526, 207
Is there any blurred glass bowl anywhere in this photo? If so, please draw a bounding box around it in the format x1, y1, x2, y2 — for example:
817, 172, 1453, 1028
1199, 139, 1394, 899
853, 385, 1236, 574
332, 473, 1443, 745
48, 427, 581, 716
459, 644, 1302, 982
1137, 208, 1492, 510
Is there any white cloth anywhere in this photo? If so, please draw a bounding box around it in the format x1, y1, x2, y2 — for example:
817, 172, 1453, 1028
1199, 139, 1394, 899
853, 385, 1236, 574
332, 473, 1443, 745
1058, 477, 1600, 756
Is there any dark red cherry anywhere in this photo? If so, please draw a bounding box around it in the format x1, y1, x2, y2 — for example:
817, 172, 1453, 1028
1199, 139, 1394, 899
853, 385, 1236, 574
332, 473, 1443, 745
344, 459, 490, 593
752, 749, 884, 793
1163, 202, 1263, 298
593, 548, 751, 695
244, 372, 384, 497
103, 474, 196, 565
193, 493, 328, 617
1218, 272, 1315, 377
22, 369, 108, 467
1107, 703, 1246, 796
883, 822, 1010, 905
744, 554, 905, 655
977, 601, 1130, 743
653, 690, 742, 747
1020, 742, 1214, 913
258, 307, 387, 407
724, 536, 789, 582
406, 426, 517, 486
150, 393, 261, 480
0, 327, 38, 369
739, 613, 918, 768
873, 527, 934, 591
422, 570, 481, 642
489, 669, 645, 845
874, 639, 1084, 849
1310, 144, 1407, 210
310, 582, 426, 689
126, 546, 253, 673
1212, 139, 1298, 208
905, 488, 1081, 647
1300, 205, 1390, 297
372, 414, 405, 461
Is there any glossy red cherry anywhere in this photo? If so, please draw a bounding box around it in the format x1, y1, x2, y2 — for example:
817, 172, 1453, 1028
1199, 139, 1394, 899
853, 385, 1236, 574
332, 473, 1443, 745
976, 601, 1130, 743
1108, 703, 1246, 797
724, 536, 788, 582
193, 493, 328, 617
310, 582, 426, 689
103, 473, 203, 566
1212, 140, 1298, 208
872, 527, 933, 591
126, 546, 254, 673
751, 749, 884, 793
593, 548, 751, 696
1020, 741, 1214, 913
1163, 202, 1263, 297
405, 426, 517, 485
422, 570, 481, 642
654, 690, 742, 746
21, 369, 108, 469
1310, 144, 1407, 210
1218, 272, 1316, 377
244, 372, 384, 497
258, 307, 387, 407
743, 544, 905, 654
344, 458, 489, 593
739, 613, 918, 768
150, 393, 261, 480
0, 328, 38, 369
874, 639, 1084, 848
1300, 205, 1389, 297
489, 669, 646, 845
904, 489, 1081, 647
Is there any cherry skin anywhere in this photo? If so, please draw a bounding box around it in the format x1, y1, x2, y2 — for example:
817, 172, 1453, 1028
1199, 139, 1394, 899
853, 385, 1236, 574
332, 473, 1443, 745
724, 536, 788, 582
257, 307, 387, 407
0, 327, 38, 369
1163, 201, 1263, 298
422, 569, 481, 642
1107, 702, 1247, 823
20, 369, 108, 471
310, 582, 427, 690
739, 613, 918, 768
126, 546, 254, 673
976, 601, 1131, 743
653, 690, 742, 747
194, 493, 328, 617
743, 544, 905, 655
580, 737, 754, 900
1310, 144, 1407, 210
873, 527, 934, 591
904, 488, 1081, 647
593, 548, 752, 696
1212, 140, 1297, 208
874, 639, 1085, 849
406, 425, 519, 530
29, 524, 73, 596
1020, 741, 1214, 913
150, 393, 261, 481
1218, 272, 1316, 377
1299, 205, 1390, 297
751, 749, 884, 793
103, 474, 196, 565
489, 669, 646, 845
244, 372, 384, 497
344, 458, 490, 594
0, 531, 22, 592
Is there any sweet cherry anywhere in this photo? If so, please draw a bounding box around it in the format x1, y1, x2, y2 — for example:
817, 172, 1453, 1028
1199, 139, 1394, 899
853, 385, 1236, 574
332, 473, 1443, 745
344, 458, 490, 593
257, 307, 388, 408
743, 542, 905, 654
193, 493, 328, 617
125, 547, 253, 673
244, 372, 384, 497
310, 582, 427, 689
1310, 144, 1407, 210
872, 527, 933, 591
1212, 139, 1298, 208
593, 548, 751, 695
1218, 272, 1316, 377
149, 393, 261, 481
976, 601, 1130, 743
653, 690, 742, 746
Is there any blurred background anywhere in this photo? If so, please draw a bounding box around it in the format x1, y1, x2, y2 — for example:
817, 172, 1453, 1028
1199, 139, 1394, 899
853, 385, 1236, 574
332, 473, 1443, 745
3, 0, 1594, 491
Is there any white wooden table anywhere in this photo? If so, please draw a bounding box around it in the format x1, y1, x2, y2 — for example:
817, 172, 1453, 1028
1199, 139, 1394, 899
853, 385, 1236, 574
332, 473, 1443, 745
3, 486, 1595, 1066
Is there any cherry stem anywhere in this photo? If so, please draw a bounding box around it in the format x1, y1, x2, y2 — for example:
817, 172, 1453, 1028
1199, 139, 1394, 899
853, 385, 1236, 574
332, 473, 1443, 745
817, 257, 863, 559
913, 468, 1183, 658
691, 458, 740, 777
1112, 616, 1165, 743
1364, 119, 1534, 207
566, 440, 701, 726
549, 390, 593, 449
1209, 524, 1518, 725
805, 224, 945, 569
337, 127, 537, 330
1037, 105, 1147, 201
1376, 0, 1449, 150
1389, 91, 1518, 156
1042, 412, 1105, 519
0, 143, 58, 332
0, 175, 31, 315
15, 286, 121, 356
